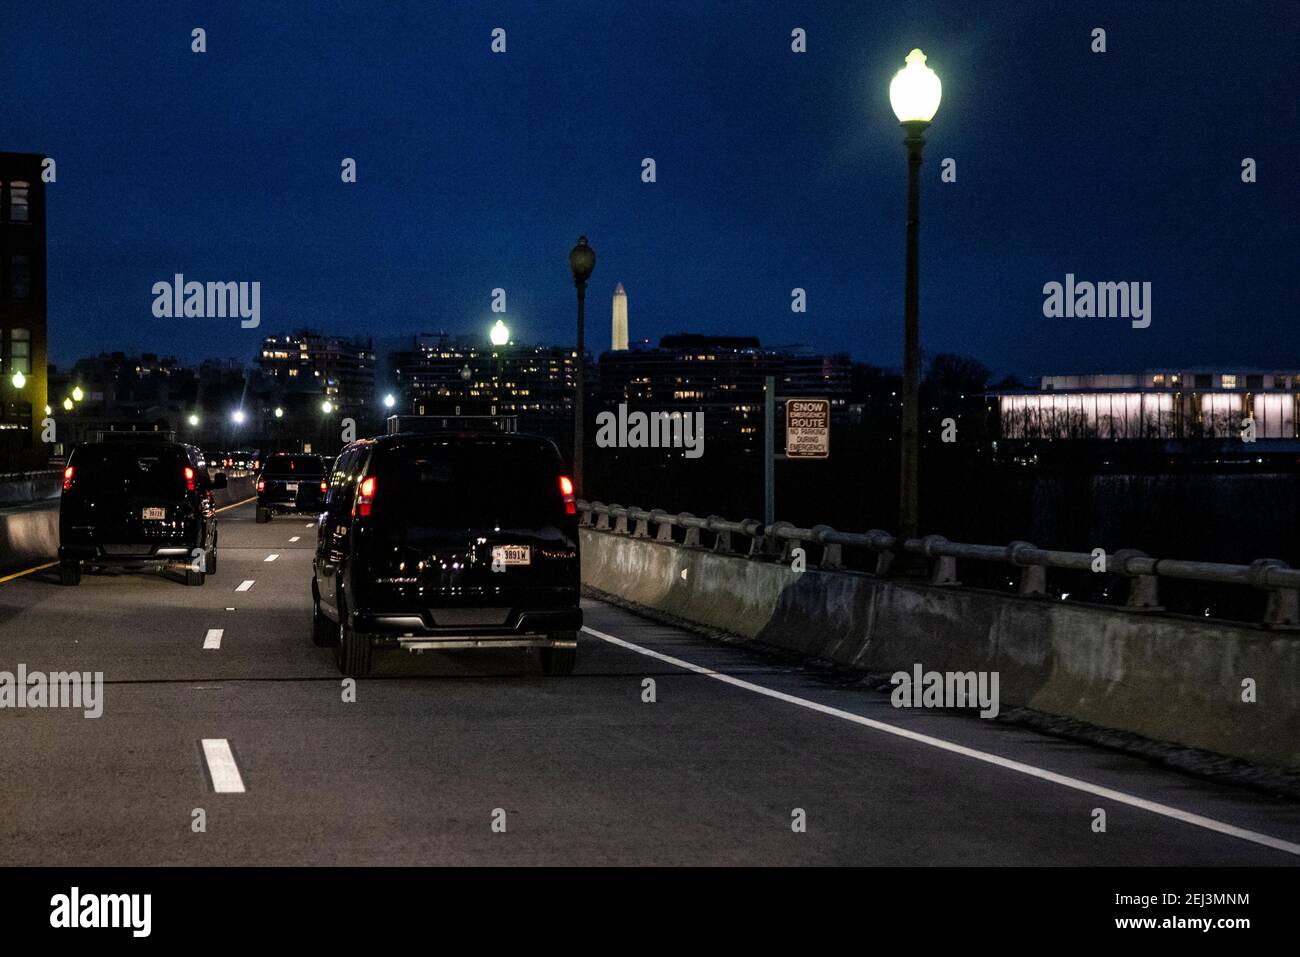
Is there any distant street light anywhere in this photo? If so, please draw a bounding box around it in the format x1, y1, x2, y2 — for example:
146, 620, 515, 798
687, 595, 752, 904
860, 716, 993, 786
62, 397, 73, 411
889, 48, 942, 548
321, 400, 334, 414
274, 407, 284, 418
568, 235, 596, 497
44, 405, 52, 416
383, 393, 396, 409
232, 409, 246, 425
71, 386, 84, 402
10, 370, 25, 389
489, 319, 509, 347
188, 413, 200, 427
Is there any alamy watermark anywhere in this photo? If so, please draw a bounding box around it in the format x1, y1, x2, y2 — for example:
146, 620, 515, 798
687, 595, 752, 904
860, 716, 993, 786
1042, 273, 1150, 329
595, 404, 704, 459
0, 665, 103, 718
891, 664, 1000, 718
152, 274, 260, 328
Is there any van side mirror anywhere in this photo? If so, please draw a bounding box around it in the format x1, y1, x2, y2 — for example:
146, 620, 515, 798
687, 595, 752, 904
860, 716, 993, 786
212, 472, 229, 489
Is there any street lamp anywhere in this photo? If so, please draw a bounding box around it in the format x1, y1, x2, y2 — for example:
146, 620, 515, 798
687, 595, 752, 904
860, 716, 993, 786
274, 407, 284, 418
62, 397, 73, 411
188, 413, 200, 427
321, 400, 333, 414
71, 386, 84, 402
383, 393, 396, 409
11, 370, 25, 389
489, 319, 509, 347
231, 409, 246, 425
889, 48, 941, 550
568, 235, 596, 497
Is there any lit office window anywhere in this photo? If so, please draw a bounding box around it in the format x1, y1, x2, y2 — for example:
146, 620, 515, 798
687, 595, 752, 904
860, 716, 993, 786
10, 328, 31, 375
1220, 374, 1238, 389
8, 182, 29, 222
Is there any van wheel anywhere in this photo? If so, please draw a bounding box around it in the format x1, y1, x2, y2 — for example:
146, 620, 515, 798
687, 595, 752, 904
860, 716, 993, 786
312, 585, 337, 648
538, 641, 578, 676
255, 507, 271, 524
335, 596, 372, 676
186, 566, 206, 586
59, 559, 82, 586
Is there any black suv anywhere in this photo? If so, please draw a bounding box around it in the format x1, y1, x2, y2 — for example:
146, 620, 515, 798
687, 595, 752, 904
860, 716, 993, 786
256, 453, 327, 522
311, 432, 582, 677
58, 437, 227, 586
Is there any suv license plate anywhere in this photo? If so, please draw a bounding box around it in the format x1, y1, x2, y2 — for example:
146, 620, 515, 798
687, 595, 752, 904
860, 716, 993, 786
493, 545, 531, 566
142, 507, 166, 520
285, 482, 299, 493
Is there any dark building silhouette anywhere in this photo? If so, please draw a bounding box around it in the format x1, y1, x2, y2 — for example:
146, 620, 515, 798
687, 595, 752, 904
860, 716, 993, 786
0, 152, 48, 468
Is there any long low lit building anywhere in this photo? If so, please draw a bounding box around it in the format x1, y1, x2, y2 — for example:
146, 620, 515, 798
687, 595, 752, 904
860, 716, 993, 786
995, 371, 1300, 440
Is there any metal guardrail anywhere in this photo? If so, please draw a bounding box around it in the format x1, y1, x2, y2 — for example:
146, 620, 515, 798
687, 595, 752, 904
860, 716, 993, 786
577, 500, 1300, 629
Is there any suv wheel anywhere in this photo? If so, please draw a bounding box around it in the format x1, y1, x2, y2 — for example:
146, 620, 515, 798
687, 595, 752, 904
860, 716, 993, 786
185, 566, 206, 586
538, 639, 578, 676
255, 507, 271, 524
59, 559, 82, 586
335, 596, 372, 676
207, 534, 218, 574
311, 582, 337, 648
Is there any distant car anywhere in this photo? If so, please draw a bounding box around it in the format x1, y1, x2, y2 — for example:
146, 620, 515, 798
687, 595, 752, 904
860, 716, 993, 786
58, 438, 227, 586
311, 431, 581, 677
256, 453, 327, 522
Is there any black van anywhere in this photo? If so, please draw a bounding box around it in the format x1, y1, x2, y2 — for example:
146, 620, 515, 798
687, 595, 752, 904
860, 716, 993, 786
311, 432, 582, 677
58, 438, 227, 586
256, 453, 327, 522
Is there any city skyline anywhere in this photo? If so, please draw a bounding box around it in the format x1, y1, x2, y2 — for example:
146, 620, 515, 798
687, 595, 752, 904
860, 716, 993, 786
5, 3, 1297, 378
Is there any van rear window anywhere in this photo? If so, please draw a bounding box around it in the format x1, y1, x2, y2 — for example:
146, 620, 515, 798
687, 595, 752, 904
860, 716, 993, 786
264, 455, 324, 476
69, 445, 190, 497
371, 441, 565, 527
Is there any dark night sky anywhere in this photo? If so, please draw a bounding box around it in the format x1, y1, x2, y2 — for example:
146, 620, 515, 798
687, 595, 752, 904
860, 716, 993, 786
3, 1, 1297, 377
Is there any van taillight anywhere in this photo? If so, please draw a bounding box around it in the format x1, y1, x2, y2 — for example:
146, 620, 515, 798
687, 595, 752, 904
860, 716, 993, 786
356, 476, 376, 517
63, 466, 74, 491
256, 478, 265, 492
184, 466, 196, 492
559, 475, 575, 515
319, 480, 328, 493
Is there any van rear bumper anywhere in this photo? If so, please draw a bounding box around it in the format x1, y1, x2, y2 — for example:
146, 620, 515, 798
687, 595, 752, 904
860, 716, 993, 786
356, 606, 582, 642
60, 543, 196, 562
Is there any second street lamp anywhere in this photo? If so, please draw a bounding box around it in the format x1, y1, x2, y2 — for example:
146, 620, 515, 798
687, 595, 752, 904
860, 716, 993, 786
889, 48, 942, 552
568, 235, 596, 497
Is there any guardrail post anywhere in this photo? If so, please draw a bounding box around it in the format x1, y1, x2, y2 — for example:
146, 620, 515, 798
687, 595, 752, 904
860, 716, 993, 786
708, 516, 732, 553
632, 508, 651, 538
812, 525, 841, 569
1007, 541, 1046, 596
595, 505, 611, 531
650, 509, 674, 543
1113, 549, 1161, 611
679, 512, 701, 548
612, 505, 629, 536
921, 535, 959, 585
1249, 559, 1300, 629
740, 519, 765, 558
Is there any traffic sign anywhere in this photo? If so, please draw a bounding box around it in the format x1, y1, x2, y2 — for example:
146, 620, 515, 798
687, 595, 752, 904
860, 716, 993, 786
786, 399, 830, 458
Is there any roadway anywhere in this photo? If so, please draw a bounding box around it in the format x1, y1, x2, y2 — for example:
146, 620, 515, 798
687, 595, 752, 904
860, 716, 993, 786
0, 499, 1298, 865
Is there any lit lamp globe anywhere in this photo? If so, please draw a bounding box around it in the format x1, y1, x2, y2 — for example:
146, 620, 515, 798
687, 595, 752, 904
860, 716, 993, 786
11, 370, 25, 389
321, 400, 334, 414
383, 393, 396, 409
274, 407, 284, 418
490, 319, 510, 347
889, 48, 942, 125
232, 409, 246, 425
188, 414, 200, 427
62, 397, 74, 411
72, 386, 84, 402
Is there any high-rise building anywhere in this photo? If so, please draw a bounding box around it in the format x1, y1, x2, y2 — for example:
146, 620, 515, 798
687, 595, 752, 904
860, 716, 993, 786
0, 152, 48, 468
257, 329, 375, 412
611, 282, 628, 351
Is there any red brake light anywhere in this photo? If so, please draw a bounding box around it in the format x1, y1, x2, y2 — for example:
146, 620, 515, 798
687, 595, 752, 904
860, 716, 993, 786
184, 466, 196, 492
319, 480, 327, 493
62, 466, 74, 491
356, 476, 376, 517
256, 478, 265, 493
559, 475, 575, 515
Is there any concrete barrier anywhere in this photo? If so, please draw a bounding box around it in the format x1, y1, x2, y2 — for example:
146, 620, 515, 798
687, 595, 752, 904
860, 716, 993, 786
582, 528, 1300, 772
0, 476, 257, 576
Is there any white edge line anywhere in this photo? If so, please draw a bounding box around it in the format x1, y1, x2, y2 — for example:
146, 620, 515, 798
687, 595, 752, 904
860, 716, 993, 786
581, 625, 1300, 858
202, 628, 223, 650
235, 580, 254, 592
264, 554, 279, 562
201, 738, 246, 794
289, 536, 300, 542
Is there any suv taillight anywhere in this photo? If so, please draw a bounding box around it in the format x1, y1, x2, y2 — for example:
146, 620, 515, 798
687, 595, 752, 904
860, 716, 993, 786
559, 475, 576, 515
355, 476, 376, 517
319, 480, 327, 493
184, 466, 196, 492
62, 466, 74, 491
256, 478, 265, 493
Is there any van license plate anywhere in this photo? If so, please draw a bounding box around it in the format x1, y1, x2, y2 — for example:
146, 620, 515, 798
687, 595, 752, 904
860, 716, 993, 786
142, 507, 166, 520
492, 545, 531, 566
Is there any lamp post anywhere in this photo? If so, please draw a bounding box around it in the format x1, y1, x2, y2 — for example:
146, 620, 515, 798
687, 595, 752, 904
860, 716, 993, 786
568, 236, 596, 496
889, 48, 942, 548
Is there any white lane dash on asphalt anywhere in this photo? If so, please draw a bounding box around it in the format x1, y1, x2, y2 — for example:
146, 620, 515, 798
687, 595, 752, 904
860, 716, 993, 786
289, 536, 300, 542
581, 625, 1300, 859
203, 628, 223, 650
201, 739, 246, 794
235, 580, 254, 592
264, 554, 279, 562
